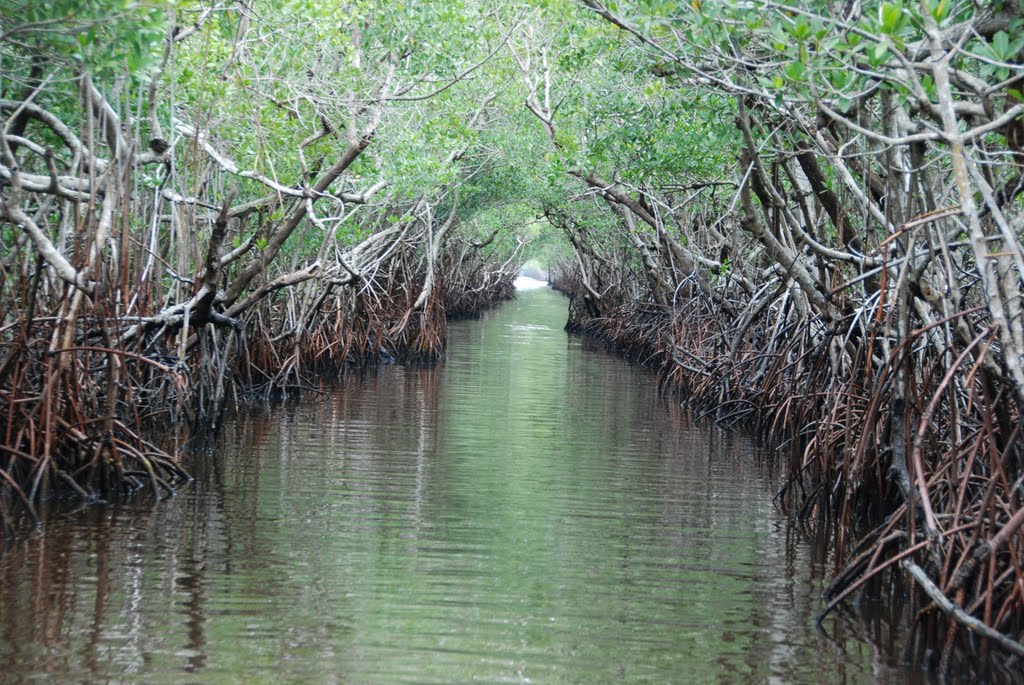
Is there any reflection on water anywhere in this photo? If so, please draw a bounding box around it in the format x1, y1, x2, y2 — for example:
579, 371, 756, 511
0, 287, 926, 683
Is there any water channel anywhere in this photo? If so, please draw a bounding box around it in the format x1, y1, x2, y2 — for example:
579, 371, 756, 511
0, 283, 928, 683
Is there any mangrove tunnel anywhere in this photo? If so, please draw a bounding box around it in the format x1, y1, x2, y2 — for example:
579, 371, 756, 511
1, 0, 1024, 680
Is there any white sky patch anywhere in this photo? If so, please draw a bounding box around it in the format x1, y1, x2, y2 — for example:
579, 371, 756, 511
514, 276, 547, 290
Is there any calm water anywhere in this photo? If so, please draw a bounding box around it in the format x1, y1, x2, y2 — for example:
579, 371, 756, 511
0, 285, 924, 683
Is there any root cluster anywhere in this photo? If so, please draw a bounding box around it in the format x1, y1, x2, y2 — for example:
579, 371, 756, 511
551, 254, 1024, 677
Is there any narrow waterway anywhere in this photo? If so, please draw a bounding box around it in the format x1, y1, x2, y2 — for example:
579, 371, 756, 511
1, 284, 922, 683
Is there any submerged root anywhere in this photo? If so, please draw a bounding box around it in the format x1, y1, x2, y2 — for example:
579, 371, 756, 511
553, 262, 1024, 677
0, 237, 519, 532
0, 348, 190, 513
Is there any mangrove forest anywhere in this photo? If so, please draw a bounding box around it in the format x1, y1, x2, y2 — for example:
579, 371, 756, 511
2, 0, 1024, 679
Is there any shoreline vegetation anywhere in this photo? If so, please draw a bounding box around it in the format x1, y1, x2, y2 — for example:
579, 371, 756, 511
2, 0, 1024, 678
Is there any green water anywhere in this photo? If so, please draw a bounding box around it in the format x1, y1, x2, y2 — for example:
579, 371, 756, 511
0, 285, 922, 683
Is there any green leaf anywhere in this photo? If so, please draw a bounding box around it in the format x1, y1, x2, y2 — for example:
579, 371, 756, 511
872, 41, 889, 63
929, 0, 949, 22
991, 31, 1010, 60
880, 3, 902, 34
